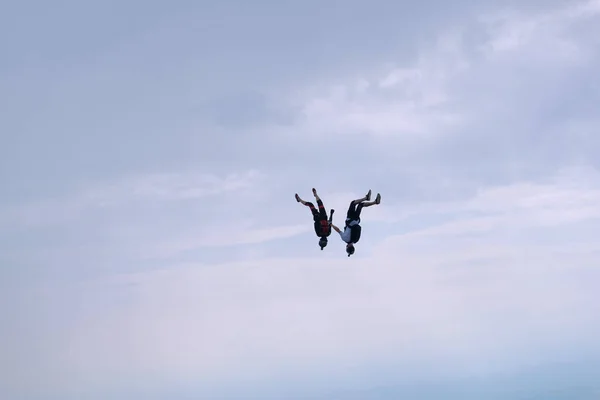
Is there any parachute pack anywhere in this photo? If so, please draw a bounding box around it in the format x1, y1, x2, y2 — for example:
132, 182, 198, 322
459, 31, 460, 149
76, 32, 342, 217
349, 224, 361, 243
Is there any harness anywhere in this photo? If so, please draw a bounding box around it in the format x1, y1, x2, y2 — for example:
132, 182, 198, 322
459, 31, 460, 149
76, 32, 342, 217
345, 218, 360, 227
345, 218, 361, 242
319, 219, 331, 234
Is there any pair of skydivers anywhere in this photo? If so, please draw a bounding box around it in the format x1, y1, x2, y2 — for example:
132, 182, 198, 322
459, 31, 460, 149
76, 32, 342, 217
295, 188, 381, 257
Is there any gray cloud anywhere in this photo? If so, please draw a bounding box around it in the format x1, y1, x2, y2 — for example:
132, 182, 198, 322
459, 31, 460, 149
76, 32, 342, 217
2, 1, 600, 399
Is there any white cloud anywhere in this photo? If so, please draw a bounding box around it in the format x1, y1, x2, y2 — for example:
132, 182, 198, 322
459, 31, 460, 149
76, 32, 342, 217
0, 169, 264, 229
291, 34, 468, 138
148, 223, 311, 258
478, 0, 600, 63
277, 0, 600, 147
83, 169, 264, 204
372, 167, 600, 262
5, 167, 599, 396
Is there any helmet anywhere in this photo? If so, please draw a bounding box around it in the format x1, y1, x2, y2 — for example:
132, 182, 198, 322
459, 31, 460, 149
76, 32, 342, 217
346, 243, 355, 256
319, 237, 328, 250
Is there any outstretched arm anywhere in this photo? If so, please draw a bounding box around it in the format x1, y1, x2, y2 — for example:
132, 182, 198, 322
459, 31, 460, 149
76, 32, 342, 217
331, 223, 341, 233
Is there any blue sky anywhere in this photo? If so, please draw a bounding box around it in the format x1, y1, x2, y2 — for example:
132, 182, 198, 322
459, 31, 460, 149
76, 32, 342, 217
2, 0, 600, 399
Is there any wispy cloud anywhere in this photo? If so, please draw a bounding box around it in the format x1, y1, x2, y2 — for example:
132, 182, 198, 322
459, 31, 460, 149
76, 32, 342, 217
1, 169, 264, 228
82, 169, 264, 204
375, 167, 600, 254
149, 223, 311, 258
277, 0, 600, 150
288, 33, 468, 138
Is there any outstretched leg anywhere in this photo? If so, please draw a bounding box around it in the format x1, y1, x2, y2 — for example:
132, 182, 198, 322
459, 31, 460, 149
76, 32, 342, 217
312, 187, 320, 202
360, 193, 381, 208
347, 190, 371, 218
296, 192, 320, 219
347, 192, 380, 222
312, 188, 329, 220
295, 193, 306, 204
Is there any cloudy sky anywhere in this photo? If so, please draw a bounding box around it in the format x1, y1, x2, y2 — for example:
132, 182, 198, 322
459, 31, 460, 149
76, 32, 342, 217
2, 0, 600, 399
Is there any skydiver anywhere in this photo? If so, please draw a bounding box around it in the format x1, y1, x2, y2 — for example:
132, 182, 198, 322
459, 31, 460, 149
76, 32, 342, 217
330, 190, 381, 257
295, 188, 334, 250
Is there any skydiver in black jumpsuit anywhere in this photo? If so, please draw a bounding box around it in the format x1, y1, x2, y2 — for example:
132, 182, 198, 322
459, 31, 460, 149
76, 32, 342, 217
295, 188, 334, 250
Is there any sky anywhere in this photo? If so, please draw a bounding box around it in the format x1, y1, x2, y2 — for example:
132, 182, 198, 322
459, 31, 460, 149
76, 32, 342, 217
1, 0, 600, 399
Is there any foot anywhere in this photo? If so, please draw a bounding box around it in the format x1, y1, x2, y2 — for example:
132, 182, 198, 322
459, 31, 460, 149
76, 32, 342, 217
365, 189, 371, 201
330, 209, 335, 215
295, 193, 301, 202
312, 188, 318, 196
375, 193, 381, 204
